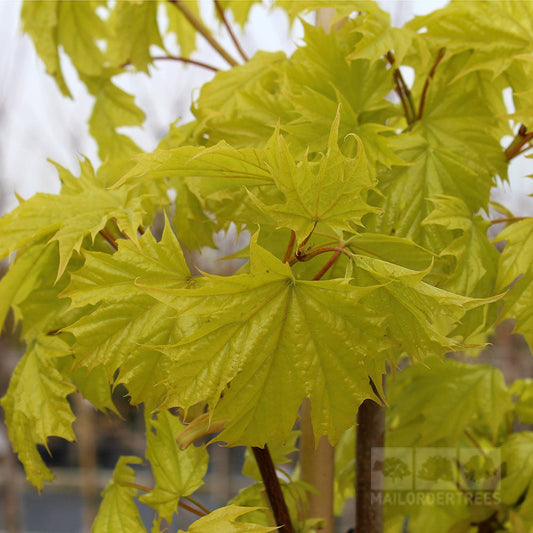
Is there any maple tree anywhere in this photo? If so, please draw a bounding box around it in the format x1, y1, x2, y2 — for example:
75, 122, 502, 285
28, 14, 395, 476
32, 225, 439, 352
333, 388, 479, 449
1, 1, 533, 532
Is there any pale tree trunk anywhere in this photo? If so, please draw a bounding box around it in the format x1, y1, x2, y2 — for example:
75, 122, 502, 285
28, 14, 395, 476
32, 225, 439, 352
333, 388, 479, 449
1, 447, 23, 533
300, 399, 335, 533
74, 395, 99, 533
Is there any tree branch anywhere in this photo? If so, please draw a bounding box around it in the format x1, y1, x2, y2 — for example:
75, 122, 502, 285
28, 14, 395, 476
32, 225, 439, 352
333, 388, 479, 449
183, 495, 211, 515
417, 47, 445, 121
312, 250, 341, 280
463, 429, 488, 459
168, 0, 238, 67
283, 231, 296, 263
386, 51, 416, 124
290, 246, 352, 265
99, 228, 118, 250
252, 445, 295, 533
355, 377, 385, 533
490, 216, 528, 225
121, 481, 208, 517
214, 0, 249, 62
505, 124, 533, 160
151, 55, 219, 72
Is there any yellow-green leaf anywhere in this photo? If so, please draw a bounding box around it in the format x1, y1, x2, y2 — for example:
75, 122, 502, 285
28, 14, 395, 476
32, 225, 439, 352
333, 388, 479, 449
0, 159, 146, 278
178, 505, 276, 533
251, 111, 378, 243
140, 411, 208, 522
57, 0, 107, 77
166, 0, 199, 59
495, 218, 533, 290
63, 221, 193, 405
83, 74, 145, 161
20, 1, 70, 97
1, 335, 76, 490
352, 255, 497, 361
107, 1, 164, 72
92, 456, 147, 533
138, 234, 387, 445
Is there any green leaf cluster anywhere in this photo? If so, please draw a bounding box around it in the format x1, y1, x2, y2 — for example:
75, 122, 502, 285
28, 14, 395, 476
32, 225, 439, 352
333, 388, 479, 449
2, 1, 533, 531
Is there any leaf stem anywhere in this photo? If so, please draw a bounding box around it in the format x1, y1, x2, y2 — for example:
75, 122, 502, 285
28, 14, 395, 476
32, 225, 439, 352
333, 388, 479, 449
151, 55, 219, 73
179, 501, 207, 517
121, 482, 208, 518
312, 250, 341, 280
463, 429, 488, 459
283, 231, 296, 263
167, 0, 238, 67
111, 217, 131, 241
417, 47, 445, 121
490, 216, 528, 225
214, 0, 249, 62
252, 445, 295, 533
99, 228, 118, 250
386, 51, 416, 124
290, 246, 352, 265
183, 495, 211, 515
120, 481, 152, 492
505, 124, 533, 160
299, 221, 318, 249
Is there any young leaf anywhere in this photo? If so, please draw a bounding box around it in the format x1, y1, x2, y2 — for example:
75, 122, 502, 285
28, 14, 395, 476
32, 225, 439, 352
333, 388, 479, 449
107, 1, 164, 72
388, 358, 513, 445
217, 1, 258, 28
0, 159, 146, 278
140, 411, 209, 523
20, 1, 71, 97
173, 182, 217, 250
68, 364, 118, 415
194, 51, 287, 123
422, 195, 499, 295
91, 456, 147, 533
501, 433, 533, 519
56, 0, 107, 76
138, 234, 387, 445
333, 428, 355, 515
372, 132, 495, 250
510, 379, 533, 425
346, 233, 434, 273
0, 239, 57, 333
117, 142, 273, 191
63, 222, 193, 404
251, 111, 378, 243
408, 1, 533, 80
21, 0, 108, 93
178, 505, 277, 533
495, 218, 533, 289
165, 1, 199, 59
500, 271, 533, 352
281, 21, 399, 166
82, 74, 145, 161
351, 255, 497, 361
1, 335, 76, 490
346, 6, 414, 65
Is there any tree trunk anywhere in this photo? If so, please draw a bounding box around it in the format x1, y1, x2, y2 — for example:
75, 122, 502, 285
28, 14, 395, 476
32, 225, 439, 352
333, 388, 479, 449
75, 395, 99, 533
355, 381, 385, 533
300, 398, 335, 533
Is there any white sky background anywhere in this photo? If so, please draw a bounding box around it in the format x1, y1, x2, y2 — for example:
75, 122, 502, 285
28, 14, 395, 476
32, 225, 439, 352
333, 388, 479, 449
0, 0, 531, 217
